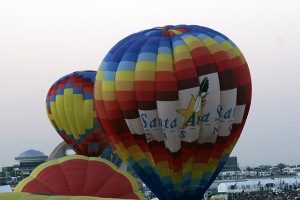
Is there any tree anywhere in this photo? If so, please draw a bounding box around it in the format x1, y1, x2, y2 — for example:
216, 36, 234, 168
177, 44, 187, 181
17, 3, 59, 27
246, 166, 252, 171
259, 165, 272, 171
277, 163, 286, 172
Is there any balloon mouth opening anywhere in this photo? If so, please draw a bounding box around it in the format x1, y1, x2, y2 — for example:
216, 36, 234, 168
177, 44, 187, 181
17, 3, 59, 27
145, 26, 190, 36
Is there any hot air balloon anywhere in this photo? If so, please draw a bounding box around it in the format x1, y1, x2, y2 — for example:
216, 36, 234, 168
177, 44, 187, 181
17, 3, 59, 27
94, 25, 252, 200
14, 155, 145, 199
46, 71, 107, 157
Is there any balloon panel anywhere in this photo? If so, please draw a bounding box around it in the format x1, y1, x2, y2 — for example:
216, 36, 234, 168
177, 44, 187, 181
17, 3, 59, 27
46, 71, 107, 157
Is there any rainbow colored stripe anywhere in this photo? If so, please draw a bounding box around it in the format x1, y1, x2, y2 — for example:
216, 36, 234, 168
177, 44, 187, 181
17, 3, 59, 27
94, 25, 252, 199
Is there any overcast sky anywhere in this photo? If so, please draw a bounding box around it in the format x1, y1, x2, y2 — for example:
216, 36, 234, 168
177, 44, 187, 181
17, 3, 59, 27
0, 0, 299, 169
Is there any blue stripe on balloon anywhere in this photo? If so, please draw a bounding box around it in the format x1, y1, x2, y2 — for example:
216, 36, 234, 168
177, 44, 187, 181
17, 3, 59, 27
50, 95, 56, 102
85, 128, 93, 134
73, 88, 83, 94
227, 39, 236, 47
81, 71, 96, 82
158, 46, 172, 54
76, 139, 81, 144
118, 61, 136, 71
93, 122, 100, 128
106, 61, 119, 72
122, 52, 139, 62
103, 71, 116, 81
69, 135, 75, 140
65, 83, 74, 88
181, 33, 193, 40
99, 60, 109, 72
172, 39, 185, 48
140, 43, 158, 54
56, 89, 64, 95
196, 33, 209, 40
182, 171, 192, 188
213, 35, 226, 44
79, 134, 87, 139
84, 93, 93, 100
137, 52, 157, 62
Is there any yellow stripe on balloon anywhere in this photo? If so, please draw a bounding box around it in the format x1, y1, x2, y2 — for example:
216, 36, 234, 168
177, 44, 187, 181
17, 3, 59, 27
102, 81, 115, 92
56, 95, 72, 135
64, 89, 79, 139
173, 46, 192, 62
220, 40, 233, 51
84, 99, 94, 130
116, 71, 135, 81
135, 71, 155, 81
205, 42, 221, 55
73, 94, 85, 135
49, 102, 64, 131
127, 145, 147, 161
58, 154, 88, 163
135, 61, 156, 71
183, 35, 205, 51
156, 62, 173, 71
172, 170, 183, 185
93, 81, 103, 100
156, 54, 173, 73
156, 161, 171, 178
157, 54, 172, 63
182, 157, 193, 178
233, 47, 247, 64
115, 81, 134, 91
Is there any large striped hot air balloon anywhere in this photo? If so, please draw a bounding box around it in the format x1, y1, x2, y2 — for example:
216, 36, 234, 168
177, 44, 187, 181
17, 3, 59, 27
46, 71, 107, 157
94, 25, 252, 200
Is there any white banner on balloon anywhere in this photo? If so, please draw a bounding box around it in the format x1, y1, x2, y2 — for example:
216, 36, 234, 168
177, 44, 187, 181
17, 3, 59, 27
197, 73, 220, 144
124, 72, 239, 152
218, 89, 237, 137
233, 104, 245, 124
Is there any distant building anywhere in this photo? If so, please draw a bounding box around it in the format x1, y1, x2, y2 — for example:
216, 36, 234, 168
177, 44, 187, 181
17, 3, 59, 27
222, 156, 238, 171
1, 149, 47, 186
15, 149, 48, 178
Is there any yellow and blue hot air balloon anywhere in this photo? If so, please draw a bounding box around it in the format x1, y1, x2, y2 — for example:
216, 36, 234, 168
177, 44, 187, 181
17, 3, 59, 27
94, 25, 252, 199
46, 71, 107, 157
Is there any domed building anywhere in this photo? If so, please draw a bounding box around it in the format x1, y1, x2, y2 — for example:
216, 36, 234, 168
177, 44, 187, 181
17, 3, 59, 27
15, 149, 48, 177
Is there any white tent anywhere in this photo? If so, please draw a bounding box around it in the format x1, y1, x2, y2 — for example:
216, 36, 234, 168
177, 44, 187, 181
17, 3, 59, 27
217, 177, 300, 194
0, 185, 12, 192
218, 180, 259, 193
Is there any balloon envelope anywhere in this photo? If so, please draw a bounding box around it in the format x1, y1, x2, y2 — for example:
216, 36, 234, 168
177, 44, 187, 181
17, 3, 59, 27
94, 25, 252, 199
46, 71, 107, 157
14, 155, 145, 199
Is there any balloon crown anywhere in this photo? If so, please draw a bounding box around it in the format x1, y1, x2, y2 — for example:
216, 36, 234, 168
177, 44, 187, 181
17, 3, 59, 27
145, 25, 190, 36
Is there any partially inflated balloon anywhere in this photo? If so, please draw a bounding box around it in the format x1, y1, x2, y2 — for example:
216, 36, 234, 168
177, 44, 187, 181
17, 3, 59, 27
14, 155, 145, 199
46, 71, 107, 157
94, 25, 252, 200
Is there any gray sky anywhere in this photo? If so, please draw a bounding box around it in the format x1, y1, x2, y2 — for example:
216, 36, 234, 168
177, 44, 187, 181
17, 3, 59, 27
0, 0, 299, 169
